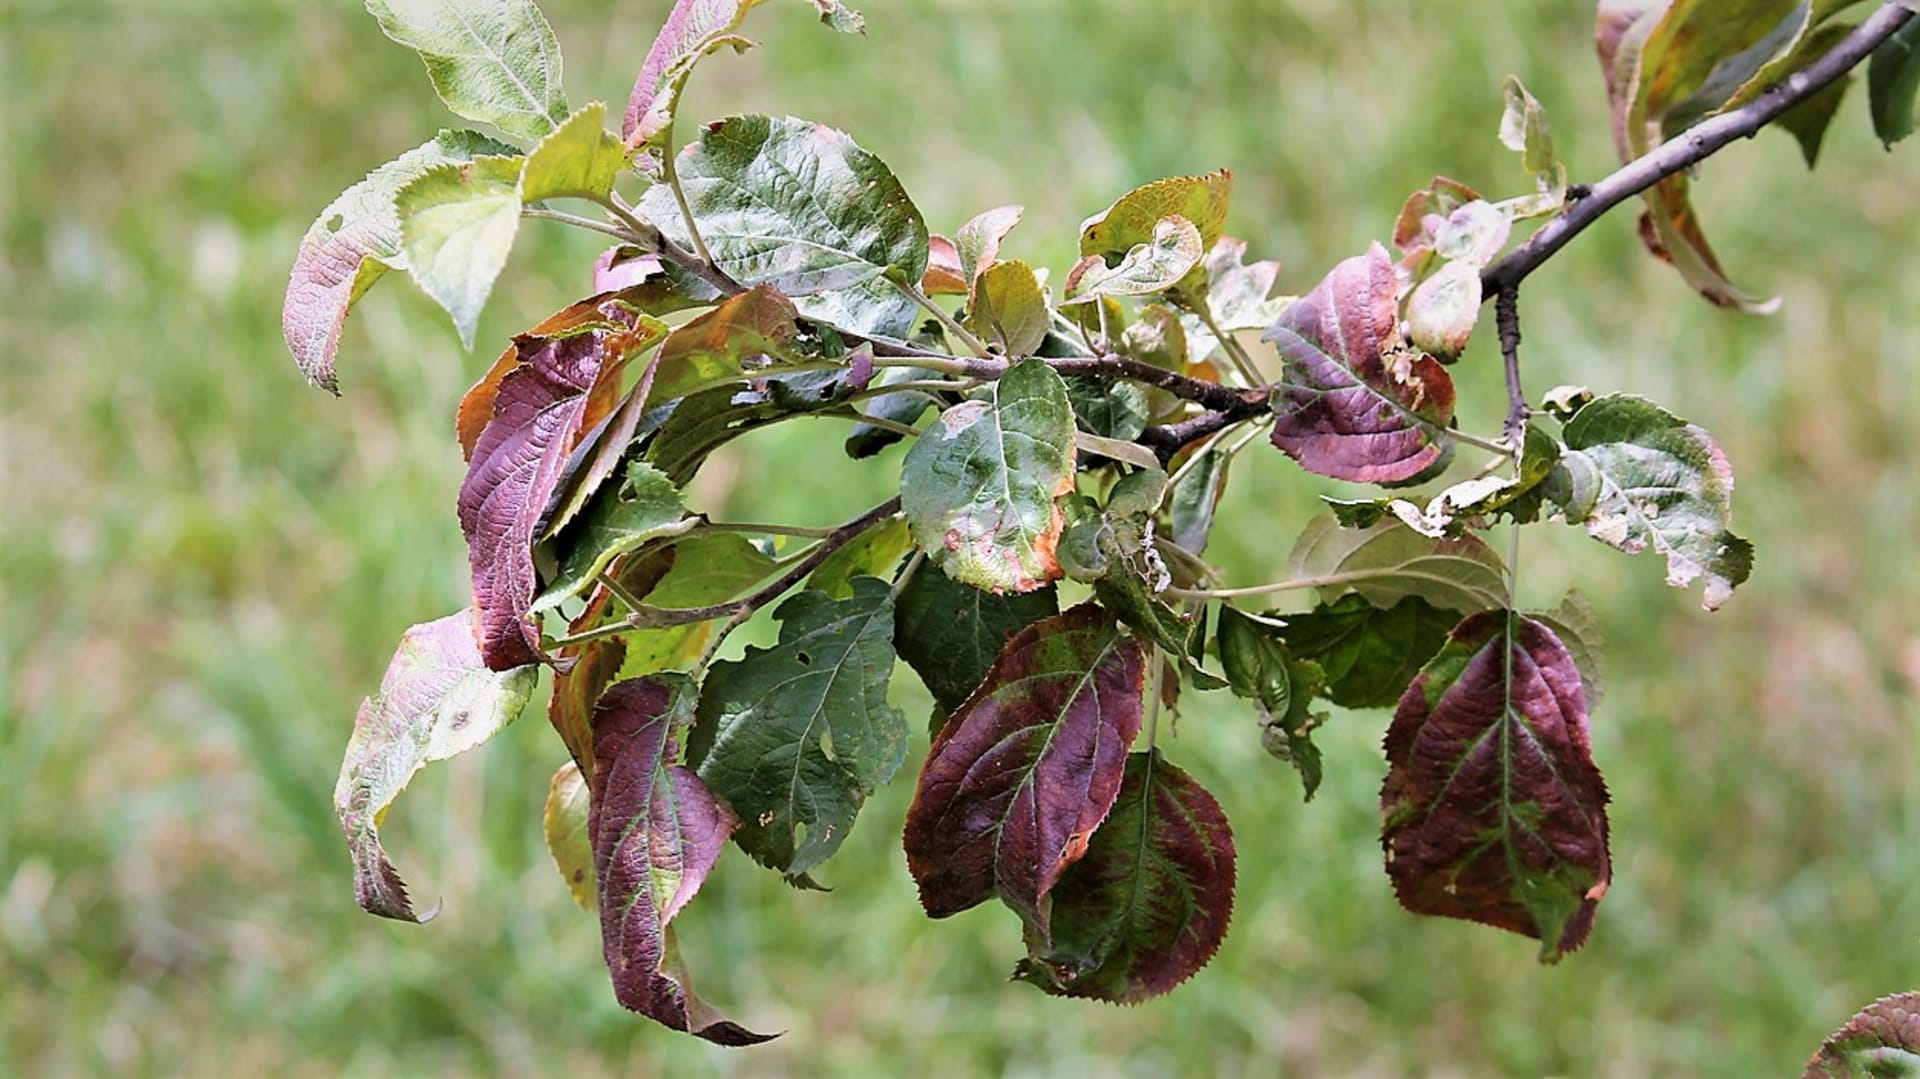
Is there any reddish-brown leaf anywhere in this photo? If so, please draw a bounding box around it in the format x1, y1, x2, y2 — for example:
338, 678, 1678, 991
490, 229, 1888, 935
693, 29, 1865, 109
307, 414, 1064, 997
1804, 992, 1920, 1077
1381, 612, 1610, 962
902, 604, 1145, 922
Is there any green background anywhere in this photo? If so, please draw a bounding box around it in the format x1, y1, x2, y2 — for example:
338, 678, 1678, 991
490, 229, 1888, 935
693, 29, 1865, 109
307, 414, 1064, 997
5, 0, 1918, 1073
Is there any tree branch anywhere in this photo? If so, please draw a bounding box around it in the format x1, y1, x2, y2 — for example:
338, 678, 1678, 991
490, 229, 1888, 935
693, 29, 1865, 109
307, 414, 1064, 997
1496, 284, 1527, 448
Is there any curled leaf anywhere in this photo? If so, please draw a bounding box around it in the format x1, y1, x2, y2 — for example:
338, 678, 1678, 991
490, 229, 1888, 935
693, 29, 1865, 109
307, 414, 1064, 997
622, 0, 759, 148
1080, 170, 1233, 258
1063, 216, 1205, 303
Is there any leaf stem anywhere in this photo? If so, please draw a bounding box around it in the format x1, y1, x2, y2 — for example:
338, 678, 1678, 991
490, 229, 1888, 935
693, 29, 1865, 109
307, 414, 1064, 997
698, 520, 843, 540
660, 74, 718, 269
1495, 285, 1529, 450
1195, 301, 1264, 387
597, 569, 652, 613
843, 411, 924, 440
891, 549, 926, 599
895, 278, 994, 358
521, 207, 635, 242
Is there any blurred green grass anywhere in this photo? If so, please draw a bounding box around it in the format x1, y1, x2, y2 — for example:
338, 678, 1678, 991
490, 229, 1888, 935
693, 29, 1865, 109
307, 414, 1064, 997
4, 0, 1919, 1074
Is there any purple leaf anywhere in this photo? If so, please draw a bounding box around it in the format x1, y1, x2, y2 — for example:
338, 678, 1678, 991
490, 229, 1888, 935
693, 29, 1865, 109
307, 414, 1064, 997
589, 677, 774, 1045
1381, 612, 1610, 962
902, 604, 1145, 922
623, 0, 756, 148
1805, 992, 1920, 1077
1263, 244, 1457, 484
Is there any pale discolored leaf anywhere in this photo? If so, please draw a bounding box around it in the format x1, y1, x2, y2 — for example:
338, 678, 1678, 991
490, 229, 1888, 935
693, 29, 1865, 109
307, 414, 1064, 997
1391, 175, 1482, 279
284, 129, 516, 392
968, 259, 1051, 355
334, 609, 537, 922
621, 0, 760, 148
1080, 170, 1233, 259
1263, 245, 1456, 484
1063, 216, 1205, 303
1499, 75, 1564, 193
901, 359, 1077, 594
921, 235, 968, 294
1404, 259, 1481, 361
1287, 513, 1508, 615
691, 579, 907, 881
544, 759, 596, 910
396, 154, 526, 348
903, 605, 1145, 921
366, 0, 570, 141
893, 568, 1059, 718
807, 516, 913, 600
955, 204, 1024, 294
806, 0, 865, 33
1381, 612, 1610, 963
589, 677, 774, 1044
1012, 749, 1235, 1003
521, 101, 629, 202
1804, 992, 1920, 1077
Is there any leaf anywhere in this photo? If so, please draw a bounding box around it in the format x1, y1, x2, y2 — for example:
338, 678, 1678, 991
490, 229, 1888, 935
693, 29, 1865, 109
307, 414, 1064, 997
921, 236, 968, 294
1287, 513, 1508, 615
1381, 612, 1610, 963
1214, 607, 1327, 796
396, 154, 525, 348
808, 517, 912, 600
691, 578, 906, 880
1391, 175, 1482, 279
616, 534, 780, 678
1870, 19, 1920, 148
1012, 749, 1235, 1003
1772, 24, 1857, 168
535, 460, 692, 612
1263, 245, 1456, 484
902, 604, 1145, 920
1199, 237, 1288, 333
521, 101, 628, 202
637, 115, 929, 337
621, 0, 759, 148
1804, 992, 1920, 1077
284, 129, 516, 392
901, 358, 1077, 594
893, 567, 1059, 719
1342, 424, 1561, 537
646, 380, 845, 485
1167, 443, 1229, 556
1080, 170, 1233, 259
968, 259, 1050, 355
1065, 377, 1150, 442
1276, 593, 1454, 709
459, 299, 652, 668
955, 205, 1024, 293
1530, 590, 1607, 712
1554, 393, 1752, 610
1403, 259, 1481, 361
845, 364, 942, 458
544, 759, 596, 909
1430, 200, 1511, 269
806, 0, 866, 34
589, 676, 774, 1045
1063, 216, 1205, 303
366, 0, 569, 140
1499, 75, 1563, 189
646, 284, 805, 406
334, 609, 537, 922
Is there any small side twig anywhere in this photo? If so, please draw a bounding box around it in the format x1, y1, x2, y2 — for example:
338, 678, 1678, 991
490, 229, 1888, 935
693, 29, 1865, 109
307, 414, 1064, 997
1495, 284, 1527, 451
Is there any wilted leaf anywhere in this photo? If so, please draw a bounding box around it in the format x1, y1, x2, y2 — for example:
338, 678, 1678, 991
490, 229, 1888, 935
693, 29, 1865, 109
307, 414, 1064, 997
535, 460, 692, 611
1499, 75, 1563, 189
1214, 607, 1326, 796
968, 259, 1050, 355
1200, 237, 1288, 332
1063, 216, 1205, 303
544, 759, 596, 909
334, 609, 537, 921
922, 235, 968, 294
807, 0, 865, 33
1287, 513, 1508, 615
1553, 393, 1752, 610
1381, 612, 1610, 962
1343, 425, 1561, 537
1871, 19, 1920, 148
1264, 245, 1457, 484
901, 359, 1077, 593
1012, 749, 1235, 1002
1804, 991, 1920, 1077
1080, 170, 1233, 259
521, 101, 628, 202
1391, 175, 1482, 279
284, 129, 516, 392
691, 578, 907, 880
396, 154, 526, 348
366, 0, 569, 141
1278, 593, 1454, 710
589, 677, 773, 1044
622, 0, 759, 148
903, 605, 1145, 921
894, 568, 1060, 719
637, 115, 928, 337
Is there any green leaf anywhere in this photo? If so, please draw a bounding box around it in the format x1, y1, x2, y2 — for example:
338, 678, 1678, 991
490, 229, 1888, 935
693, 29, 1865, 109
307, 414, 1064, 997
1275, 593, 1455, 709
1499, 75, 1565, 196
521, 101, 628, 203
808, 517, 913, 600
1772, 25, 1855, 168
615, 534, 780, 679
901, 359, 1077, 594
894, 568, 1060, 719
1804, 991, 1920, 1077
1215, 607, 1327, 796
1065, 377, 1150, 442
1012, 749, 1236, 1003
1167, 443, 1229, 556
637, 115, 929, 338
365, 0, 570, 141
691, 578, 907, 880
543, 759, 595, 910
1063, 216, 1205, 303
535, 460, 691, 612
1870, 19, 1920, 148
396, 154, 525, 348
645, 284, 806, 406
967, 259, 1050, 356
1287, 513, 1508, 615
284, 129, 517, 392
1080, 170, 1233, 258
1554, 393, 1752, 610
334, 609, 538, 921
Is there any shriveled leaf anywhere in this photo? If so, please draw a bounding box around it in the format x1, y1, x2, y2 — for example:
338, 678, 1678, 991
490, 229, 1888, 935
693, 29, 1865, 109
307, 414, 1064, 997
1080, 170, 1233, 258
1287, 513, 1508, 615
284, 129, 516, 392
1404, 259, 1481, 361
1215, 607, 1326, 796
692, 578, 907, 880
590, 677, 773, 1045
1276, 593, 1453, 709
903, 605, 1145, 921
1382, 612, 1610, 963
894, 569, 1060, 721
1013, 749, 1235, 1002
1263, 245, 1456, 485
637, 115, 928, 337
968, 259, 1050, 355
646, 283, 805, 406
1391, 175, 1482, 278
622, 0, 759, 148
955, 205, 1024, 294
808, 0, 865, 33
1123, 303, 1191, 373
1499, 75, 1563, 188
1871, 19, 1920, 148
1554, 393, 1752, 610
334, 609, 537, 921
1200, 237, 1288, 332
521, 101, 628, 202
1804, 992, 1920, 1078
366, 0, 569, 141
901, 359, 1077, 593
544, 759, 596, 909
1063, 216, 1205, 303
535, 460, 692, 611
1344, 425, 1561, 537
396, 154, 525, 348
1530, 590, 1607, 712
